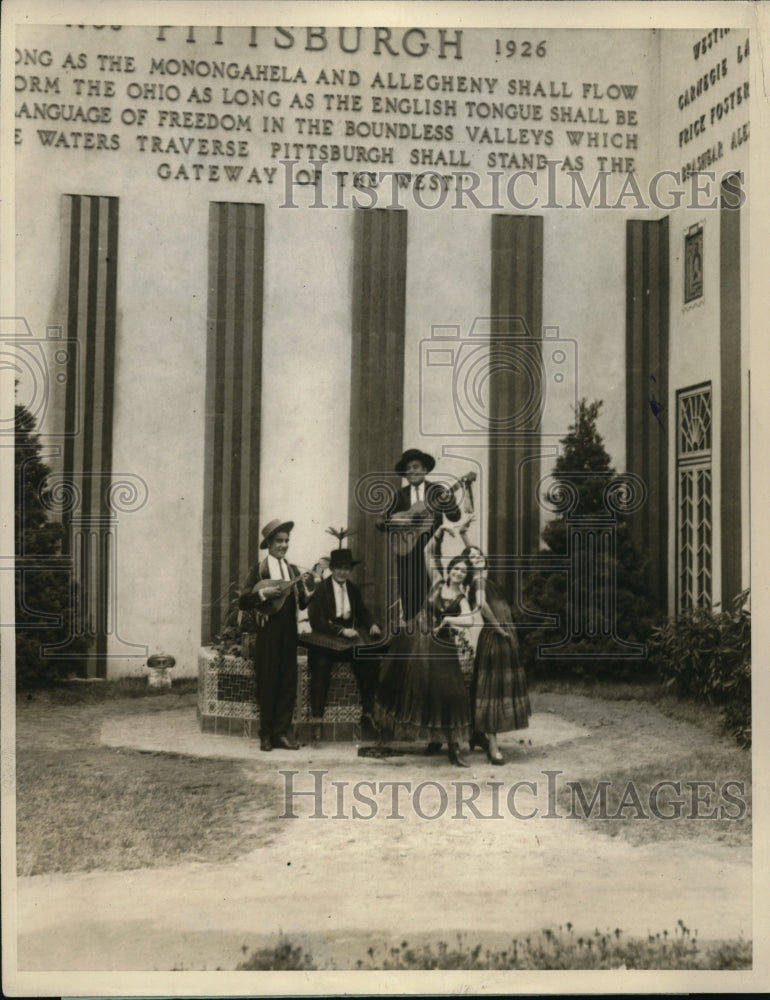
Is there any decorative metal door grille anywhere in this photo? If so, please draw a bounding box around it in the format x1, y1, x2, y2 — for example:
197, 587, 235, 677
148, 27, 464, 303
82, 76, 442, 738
678, 386, 712, 457
677, 384, 712, 612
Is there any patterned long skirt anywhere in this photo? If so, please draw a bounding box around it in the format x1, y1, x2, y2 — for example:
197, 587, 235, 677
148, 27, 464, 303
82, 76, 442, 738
471, 628, 531, 733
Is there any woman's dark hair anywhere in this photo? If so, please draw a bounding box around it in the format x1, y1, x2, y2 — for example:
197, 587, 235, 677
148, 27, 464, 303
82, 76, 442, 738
461, 545, 487, 568
447, 554, 472, 586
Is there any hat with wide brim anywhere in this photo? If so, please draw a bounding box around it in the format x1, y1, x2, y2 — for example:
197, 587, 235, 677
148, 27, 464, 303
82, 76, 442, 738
329, 548, 361, 568
259, 518, 295, 549
395, 448, 436, 475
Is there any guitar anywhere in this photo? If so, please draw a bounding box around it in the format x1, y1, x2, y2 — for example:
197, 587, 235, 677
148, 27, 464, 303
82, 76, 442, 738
388, 471, 477, 556
251, 571, 316, 616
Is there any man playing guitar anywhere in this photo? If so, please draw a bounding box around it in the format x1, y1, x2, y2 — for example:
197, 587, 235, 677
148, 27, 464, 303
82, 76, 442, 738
376, 448, 464, 624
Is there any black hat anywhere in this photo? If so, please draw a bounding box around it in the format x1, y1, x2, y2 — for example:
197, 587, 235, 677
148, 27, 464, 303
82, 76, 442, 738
329, 548, 360, 568
395, 448, 436, 476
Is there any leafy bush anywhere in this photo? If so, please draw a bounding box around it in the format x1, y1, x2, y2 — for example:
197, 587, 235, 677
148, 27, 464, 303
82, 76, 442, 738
15, 404, 89, 687
521, 400, 656, 679
396, 924, 751, 970
209, 591, 244, 656
648, 590, 750, 747
237, 936, 316, 971
236, 925, 751, 971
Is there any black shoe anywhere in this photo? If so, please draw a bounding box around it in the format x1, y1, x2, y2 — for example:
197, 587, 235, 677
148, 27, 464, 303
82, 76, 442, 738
448, 743, 470, 768
487, 748, 504, 766
469, 731, 489, 753
424, 742, 443, 755
274, 735, 300, 750
260, 737, 273, 752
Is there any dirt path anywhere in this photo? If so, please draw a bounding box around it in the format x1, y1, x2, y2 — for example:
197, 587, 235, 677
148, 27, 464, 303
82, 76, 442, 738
15, 692, 752, 971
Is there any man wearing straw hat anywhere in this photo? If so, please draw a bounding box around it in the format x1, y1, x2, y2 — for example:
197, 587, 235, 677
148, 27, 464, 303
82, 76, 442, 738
238, 518, 312, 752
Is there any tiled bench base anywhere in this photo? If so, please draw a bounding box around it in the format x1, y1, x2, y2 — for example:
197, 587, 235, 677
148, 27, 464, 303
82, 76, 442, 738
198, 646, 365, 741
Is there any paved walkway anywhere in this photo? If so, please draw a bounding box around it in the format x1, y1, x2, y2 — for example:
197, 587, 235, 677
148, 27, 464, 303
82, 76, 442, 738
99, 705, 588, 760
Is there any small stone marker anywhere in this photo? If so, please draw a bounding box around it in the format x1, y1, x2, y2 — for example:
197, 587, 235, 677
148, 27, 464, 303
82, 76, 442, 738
147, 653, 175, 689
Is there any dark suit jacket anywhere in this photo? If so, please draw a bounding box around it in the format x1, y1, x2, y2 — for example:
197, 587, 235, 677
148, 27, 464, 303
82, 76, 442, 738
377, 481, 462, 536
308, 576, 377, 638
238, 557, 310, 613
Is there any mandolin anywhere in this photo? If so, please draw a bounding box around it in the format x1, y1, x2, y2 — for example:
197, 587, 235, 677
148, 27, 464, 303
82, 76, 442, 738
251, 572, 315, 616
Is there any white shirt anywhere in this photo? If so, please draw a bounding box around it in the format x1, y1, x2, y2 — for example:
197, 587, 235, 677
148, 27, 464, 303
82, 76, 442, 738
334, 579, 351, 620
410, 483, 425, 505
267, 554, 291, 580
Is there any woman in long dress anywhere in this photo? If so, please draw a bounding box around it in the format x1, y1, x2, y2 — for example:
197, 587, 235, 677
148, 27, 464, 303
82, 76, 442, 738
375, 541, 474, 767
462, 539, 531, 765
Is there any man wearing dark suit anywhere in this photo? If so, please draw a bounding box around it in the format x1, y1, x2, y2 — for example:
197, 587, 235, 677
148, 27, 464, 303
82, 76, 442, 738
377, 448, 462, 622
307, 548, 382, 740
238, 518, 311, 752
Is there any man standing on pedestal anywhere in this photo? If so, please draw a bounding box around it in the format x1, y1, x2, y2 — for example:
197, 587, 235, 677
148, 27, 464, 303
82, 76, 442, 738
238, 519, 311, 752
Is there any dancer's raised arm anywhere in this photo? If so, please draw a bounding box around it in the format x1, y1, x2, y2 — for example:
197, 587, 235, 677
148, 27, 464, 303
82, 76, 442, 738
425, 522, 453, 584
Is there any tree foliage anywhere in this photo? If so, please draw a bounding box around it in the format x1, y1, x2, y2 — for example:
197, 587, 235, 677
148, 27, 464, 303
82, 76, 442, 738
15, 404, 88, 687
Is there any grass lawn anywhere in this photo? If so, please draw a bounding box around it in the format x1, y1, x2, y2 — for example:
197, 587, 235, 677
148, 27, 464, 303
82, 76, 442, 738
16, 747, 271, 876
554, 747, 750, 847
16, 680, 275, 876
536, 674, 735, 734
531, 677, 751, 849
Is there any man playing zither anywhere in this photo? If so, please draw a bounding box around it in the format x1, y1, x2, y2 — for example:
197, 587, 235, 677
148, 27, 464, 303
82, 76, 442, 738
306, 547, 383, 742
